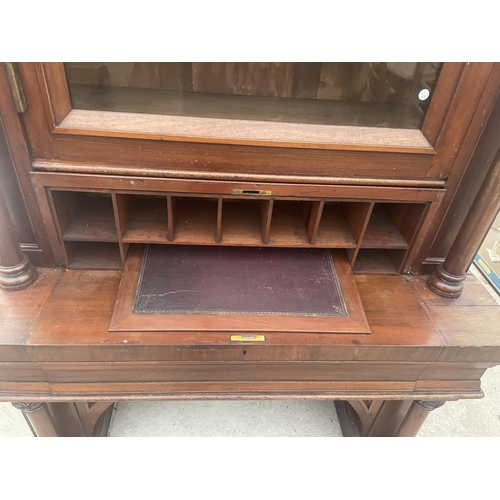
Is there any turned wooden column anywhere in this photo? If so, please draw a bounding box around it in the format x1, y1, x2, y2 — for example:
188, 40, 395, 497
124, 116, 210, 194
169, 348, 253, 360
0, 189, 37, 290
12, 401, 115, 437
428, 144, 500, 298
11, 402, 58, 437
396, 400, 445, 437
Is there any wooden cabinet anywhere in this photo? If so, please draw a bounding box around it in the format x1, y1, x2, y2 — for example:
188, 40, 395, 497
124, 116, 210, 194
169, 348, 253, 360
9, 62, 499, 272
33, 174, 440, 274
1, 62, 500, 437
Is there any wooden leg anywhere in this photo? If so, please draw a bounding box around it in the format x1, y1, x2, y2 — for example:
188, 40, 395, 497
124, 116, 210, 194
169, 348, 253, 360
12, 402, 58, 437
46, 403, 87, 436
12, 401, 115, 437
396, 400, 445, 437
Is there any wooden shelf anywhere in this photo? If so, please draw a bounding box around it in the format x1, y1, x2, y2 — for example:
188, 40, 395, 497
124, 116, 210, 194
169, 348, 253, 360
268, 201, 310, 246
221, 200, 263, 245
122, 197, 167, 243
361, 205, 408, 249
63, 195, 117, 242
66, 242, 122, 270
352, 249, 401, 275
315, 203, 357, 248
49, 189, 428, 270
174, 198, 218, 244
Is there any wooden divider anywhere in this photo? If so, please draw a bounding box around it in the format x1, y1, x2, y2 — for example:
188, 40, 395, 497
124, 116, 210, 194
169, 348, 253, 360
48, 189, 428, 272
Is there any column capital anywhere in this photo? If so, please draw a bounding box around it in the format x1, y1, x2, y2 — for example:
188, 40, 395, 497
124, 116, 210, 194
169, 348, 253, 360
12, 402, 45, 414
414, 400, 446, 412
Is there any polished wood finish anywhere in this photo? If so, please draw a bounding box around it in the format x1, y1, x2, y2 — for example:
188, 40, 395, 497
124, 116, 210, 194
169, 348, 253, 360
0, 65, 53, 267
33, 161, 447, 188
421, 63, 465, 145
38, 63, 72, 126
0, 189, 37, 290
30, 172, 441, 273
12, 400, 113, 437
0, 117, 36, 245
415, 63, 500, 270
0, 270, 498, 407
55, 109, 435, 154
20, 63, 499, 190
396, 400, 445, 437
109, 246, 370, 334
2, 63, 500, 437
12, 402, 57, 437
1, 264, 498, 437
31, 171, 445, 201
335, 400, 415, 437
428, 143, 500, 297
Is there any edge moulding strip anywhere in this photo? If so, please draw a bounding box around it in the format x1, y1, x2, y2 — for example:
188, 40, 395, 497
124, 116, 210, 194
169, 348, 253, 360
32, 161, 447, 188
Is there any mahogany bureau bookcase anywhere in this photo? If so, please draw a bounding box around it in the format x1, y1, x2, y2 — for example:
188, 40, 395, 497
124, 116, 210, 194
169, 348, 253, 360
1, 62, 500, 437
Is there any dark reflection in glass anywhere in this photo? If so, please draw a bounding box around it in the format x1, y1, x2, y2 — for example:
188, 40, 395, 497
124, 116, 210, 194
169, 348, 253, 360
64, 63, 442, 129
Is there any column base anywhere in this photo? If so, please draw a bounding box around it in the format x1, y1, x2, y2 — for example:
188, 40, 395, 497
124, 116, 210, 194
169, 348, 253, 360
427, 264, 466, 298
0, 254, 37, 291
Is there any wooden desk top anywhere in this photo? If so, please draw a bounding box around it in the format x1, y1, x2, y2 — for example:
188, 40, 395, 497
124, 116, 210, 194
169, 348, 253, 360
1, 269, 500, 402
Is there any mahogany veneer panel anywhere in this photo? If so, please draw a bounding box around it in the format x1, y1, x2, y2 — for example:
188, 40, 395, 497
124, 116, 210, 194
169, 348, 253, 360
9, 270, 500, 401
37, 380, 482, 401
407, 275, 500, 351
28, 271, 441, 347
40, 361, 426, 384
0, 268, 61, 350
0, 362, 47, 382
24, 344, 443, 363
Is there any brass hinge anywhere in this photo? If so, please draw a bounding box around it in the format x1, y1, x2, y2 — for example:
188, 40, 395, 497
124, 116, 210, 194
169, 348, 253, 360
4, 63, 27, 113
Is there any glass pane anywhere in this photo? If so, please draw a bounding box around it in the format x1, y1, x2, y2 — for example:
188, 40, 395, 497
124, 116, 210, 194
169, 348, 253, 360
64, 62, 442, 129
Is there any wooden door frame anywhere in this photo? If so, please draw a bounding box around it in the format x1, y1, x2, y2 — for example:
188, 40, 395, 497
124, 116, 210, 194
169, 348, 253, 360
16, 62, 498, 184
0, 64, 54, 267
36, 62, 454, 153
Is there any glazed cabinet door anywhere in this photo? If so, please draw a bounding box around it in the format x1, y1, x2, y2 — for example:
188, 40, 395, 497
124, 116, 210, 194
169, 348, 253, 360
14, 62, 498, 184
